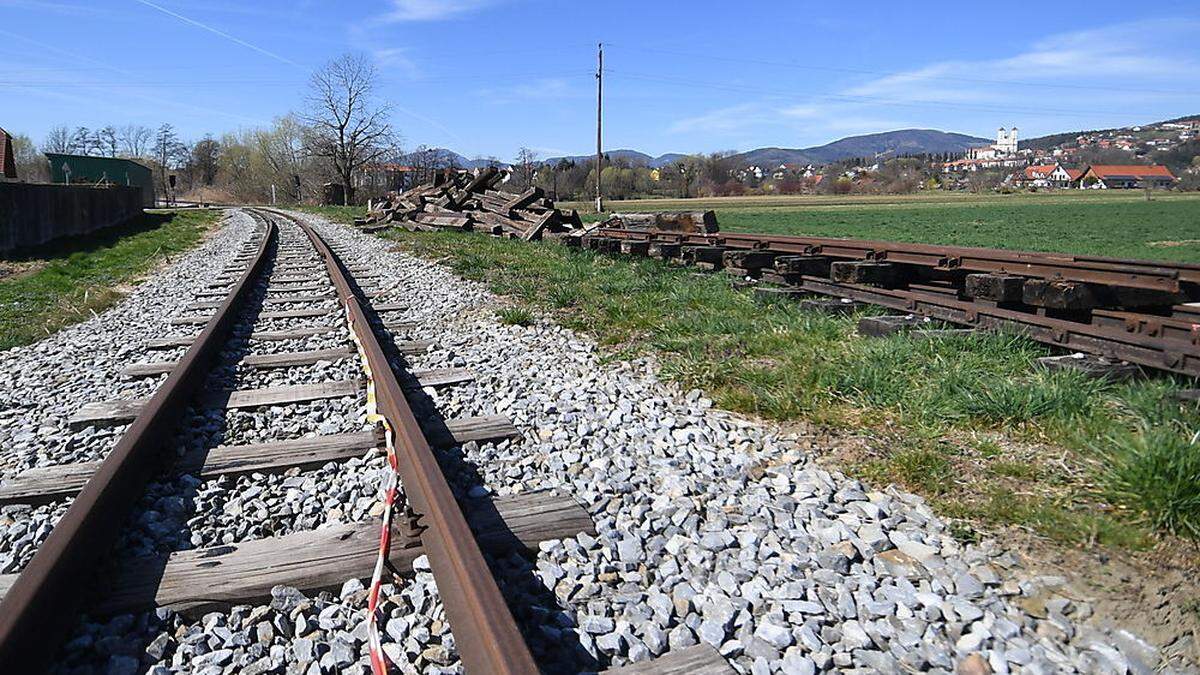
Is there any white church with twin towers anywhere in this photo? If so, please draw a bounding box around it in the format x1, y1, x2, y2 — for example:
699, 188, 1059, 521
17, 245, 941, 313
966, 127, 1020, 160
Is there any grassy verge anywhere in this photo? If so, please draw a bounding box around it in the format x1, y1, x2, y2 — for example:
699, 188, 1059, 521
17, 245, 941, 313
0, 209, 221, 350
374, 229, 1199, 548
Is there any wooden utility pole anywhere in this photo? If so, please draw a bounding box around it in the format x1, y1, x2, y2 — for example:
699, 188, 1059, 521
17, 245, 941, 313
595, 42, 603, 213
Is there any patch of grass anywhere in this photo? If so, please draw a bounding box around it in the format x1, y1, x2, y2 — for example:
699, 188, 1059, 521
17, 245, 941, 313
859, 444, 955, 497
1184, 598, 1200, 620
990, 460, 1040, 480
1098, 425, 1200, 539
377, 228, 1200, 548
0, 209, 219, 350
973, 437, 1005, 459
936, 486, 1150, 549
496, 307, 535, 327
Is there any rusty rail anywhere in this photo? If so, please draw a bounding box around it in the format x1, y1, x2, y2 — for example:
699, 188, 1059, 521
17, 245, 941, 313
0, 218, 277, 669
587, 228, 1200, 378
596, 228, 1200, 294
793, 276, 1200, 375
280, 210, 538, 674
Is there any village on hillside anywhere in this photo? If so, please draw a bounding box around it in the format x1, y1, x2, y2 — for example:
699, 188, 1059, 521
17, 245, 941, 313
723, 119, 1198, 196
939, 121, 1196, 188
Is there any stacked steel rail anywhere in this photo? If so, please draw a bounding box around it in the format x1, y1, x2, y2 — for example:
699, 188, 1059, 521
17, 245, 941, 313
582, 228, 1200, 378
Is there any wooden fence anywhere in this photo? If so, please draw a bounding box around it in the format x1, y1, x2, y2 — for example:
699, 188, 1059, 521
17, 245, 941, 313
0, 183, 144, 254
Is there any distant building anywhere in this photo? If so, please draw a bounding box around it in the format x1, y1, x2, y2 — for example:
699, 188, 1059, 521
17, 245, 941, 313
944, 126, 1028, 173
45, 153, 154, 206
966, 127, 1019, 161
1078, 164, 1177, 189
0, 128, 15, 180
356, 163, 417, 193
1162, 120, 1200, 131
1010, 163, 1083, 189
942, 155, 1027, 173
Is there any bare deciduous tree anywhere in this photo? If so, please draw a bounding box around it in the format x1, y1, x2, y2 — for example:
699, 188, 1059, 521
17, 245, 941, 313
514, 147, 539, 188
71, 126, 96, 155
41, 125, 73, 154
119, 124, 153, 158
153, 123, 186, 201
97, 126, 118, 157
302, 53, 396, 205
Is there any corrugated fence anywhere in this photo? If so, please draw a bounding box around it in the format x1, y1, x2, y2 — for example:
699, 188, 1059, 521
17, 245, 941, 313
0, 183, 144, 253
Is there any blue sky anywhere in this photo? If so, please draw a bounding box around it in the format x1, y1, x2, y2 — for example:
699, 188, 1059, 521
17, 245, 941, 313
2, 0, 1199, 161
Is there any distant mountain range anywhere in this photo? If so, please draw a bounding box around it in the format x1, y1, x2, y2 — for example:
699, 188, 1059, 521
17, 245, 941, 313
402, 116, 1198, 174
732, 129, 990, 166
540, 129, 990, 169
540, 149, 684, 168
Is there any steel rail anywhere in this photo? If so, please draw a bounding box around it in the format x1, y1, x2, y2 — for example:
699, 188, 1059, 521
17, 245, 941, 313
585, 228, 1200, 378
595, 228, 1200, 294
0, 217, 277, 669
279, 210, 538, 675
792, 276, 1200, 376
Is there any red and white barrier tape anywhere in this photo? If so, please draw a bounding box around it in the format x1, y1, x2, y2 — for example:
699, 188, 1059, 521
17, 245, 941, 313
339, 299, 404, 675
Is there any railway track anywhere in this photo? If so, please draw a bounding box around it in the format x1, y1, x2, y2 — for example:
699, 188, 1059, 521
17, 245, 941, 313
0, 209, 739, 673
0, 207, 1182, 673
582, 228, 1200, 379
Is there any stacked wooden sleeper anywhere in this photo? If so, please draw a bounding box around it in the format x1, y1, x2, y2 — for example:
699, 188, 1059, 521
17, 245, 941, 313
359, 168, 584, 241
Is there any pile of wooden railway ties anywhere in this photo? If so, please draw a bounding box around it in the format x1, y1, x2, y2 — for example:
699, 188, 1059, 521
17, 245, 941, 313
359, 166, 583, 241
579, 222, 1200, 381
0, 208, 728, 673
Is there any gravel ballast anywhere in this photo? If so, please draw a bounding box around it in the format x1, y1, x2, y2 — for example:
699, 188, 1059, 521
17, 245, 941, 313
295, 210, 1181, 674
0, 210, 258, 478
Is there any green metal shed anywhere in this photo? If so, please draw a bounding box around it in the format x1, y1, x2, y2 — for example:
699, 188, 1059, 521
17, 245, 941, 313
45, 153, 155, 207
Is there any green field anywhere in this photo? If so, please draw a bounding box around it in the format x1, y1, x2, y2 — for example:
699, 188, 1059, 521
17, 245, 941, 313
0, 209, 220, 351
567, 192, 1200, 263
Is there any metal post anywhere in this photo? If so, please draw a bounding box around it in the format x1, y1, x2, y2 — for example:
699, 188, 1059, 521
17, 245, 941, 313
595, 42, 603, 214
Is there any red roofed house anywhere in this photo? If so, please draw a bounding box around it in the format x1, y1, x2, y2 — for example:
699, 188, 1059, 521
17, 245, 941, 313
1011, 163, 1084, 189
0, 127, 16, 180
1079, 164, 1177, 189
1013, 163, 1057, 188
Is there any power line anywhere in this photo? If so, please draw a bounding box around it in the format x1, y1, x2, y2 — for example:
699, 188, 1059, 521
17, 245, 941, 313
0, 71, 595, 89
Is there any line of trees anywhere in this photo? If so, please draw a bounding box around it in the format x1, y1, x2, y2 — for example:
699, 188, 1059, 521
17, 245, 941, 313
13, 53, 400, 206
